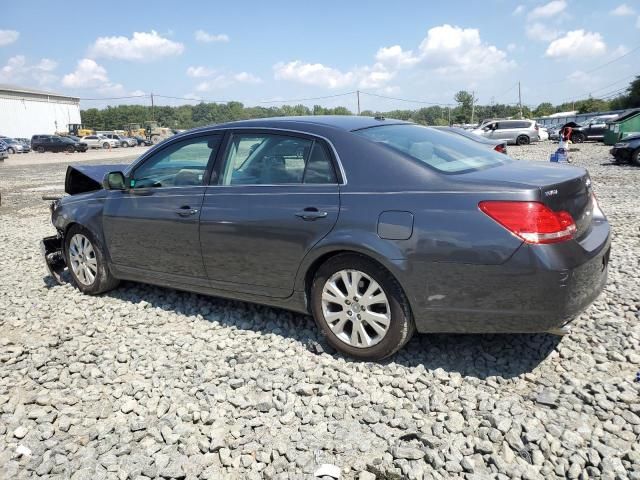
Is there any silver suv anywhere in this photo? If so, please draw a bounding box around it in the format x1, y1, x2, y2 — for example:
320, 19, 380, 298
473, 119, 540, 145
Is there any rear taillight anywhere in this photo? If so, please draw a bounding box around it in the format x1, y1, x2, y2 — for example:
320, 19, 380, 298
494, 144, 507, 154
479, 201, 576, 244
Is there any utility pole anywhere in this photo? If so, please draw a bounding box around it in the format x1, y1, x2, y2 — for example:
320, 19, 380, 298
150, 92, 155, 121
356, 90, 361, 115
447, 106, 451, 126
518, 81, 523, 119
470, 91, 476, 125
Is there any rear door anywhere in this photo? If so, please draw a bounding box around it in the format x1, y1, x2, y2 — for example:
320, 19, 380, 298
200, 130, 340, 298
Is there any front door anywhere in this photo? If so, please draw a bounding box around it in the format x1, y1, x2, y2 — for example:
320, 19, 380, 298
200, 131, 340, 298
103, 134, 222, 286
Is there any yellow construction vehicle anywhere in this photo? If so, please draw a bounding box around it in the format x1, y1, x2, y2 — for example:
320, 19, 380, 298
66, 124, 94, 137
144, 121, 174, 144
124, 123, 146, 138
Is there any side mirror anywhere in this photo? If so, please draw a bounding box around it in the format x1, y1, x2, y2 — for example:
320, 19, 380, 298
103, 171, 126, 190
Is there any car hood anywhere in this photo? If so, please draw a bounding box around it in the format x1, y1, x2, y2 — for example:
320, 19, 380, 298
65, 163, 128, 195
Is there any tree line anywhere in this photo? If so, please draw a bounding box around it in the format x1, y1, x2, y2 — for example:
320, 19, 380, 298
81, 76, 640, 130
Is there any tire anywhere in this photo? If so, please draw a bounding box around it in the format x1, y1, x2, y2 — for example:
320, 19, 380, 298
66, 145, 74, 153
632, 148, 640, 167
310, 253, 414, 360
122, 142, 128, 148
516, 135, 530, 146
64, 225, 119, 295
572, 133, 586, 143
37, 146, 45, 153
7, 148, 14, 154
102, 142, 110, 149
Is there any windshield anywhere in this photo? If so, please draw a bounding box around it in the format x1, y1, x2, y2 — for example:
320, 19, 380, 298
354, 124, 512, 174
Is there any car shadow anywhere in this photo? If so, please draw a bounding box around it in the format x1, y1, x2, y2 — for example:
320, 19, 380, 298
47, 277, 561, 380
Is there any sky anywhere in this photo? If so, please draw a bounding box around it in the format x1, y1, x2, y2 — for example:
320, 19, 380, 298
1, 0, 638, 112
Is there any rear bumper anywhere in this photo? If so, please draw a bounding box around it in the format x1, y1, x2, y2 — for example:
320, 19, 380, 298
409, 219, 611, 334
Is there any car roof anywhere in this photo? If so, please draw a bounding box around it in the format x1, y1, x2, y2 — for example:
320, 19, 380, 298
191, 115, 411, 133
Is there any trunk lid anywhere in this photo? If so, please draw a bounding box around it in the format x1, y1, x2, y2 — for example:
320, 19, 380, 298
458, 161, 594, 238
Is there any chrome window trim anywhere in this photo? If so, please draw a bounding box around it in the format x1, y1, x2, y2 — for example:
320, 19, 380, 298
127, 127, 348, 187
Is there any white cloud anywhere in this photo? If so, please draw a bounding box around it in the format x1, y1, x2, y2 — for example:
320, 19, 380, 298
0, 29, 19, 46
0, 55, 58, 85
513, 5, 525, 15
194, 70, 262, 91
610, 4, 635, 16
545, 30, 606, 57
507, 43, 517, 52
89, 31, 184, 61
526, 23, 561, 42
62, 59, 110, 88
186, 66, 216, 78
529, 0, 567, 19
274, 61, 355, 89
233, 72, 262, 84
417, 24, 513, 76
375, 45, 420, 68
274, 24, 511, 90
637, 15, 640, 28
194, 30, 229, 43
612, 45, 630, 56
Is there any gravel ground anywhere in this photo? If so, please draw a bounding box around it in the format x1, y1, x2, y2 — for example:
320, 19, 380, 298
0, 141, 638, 480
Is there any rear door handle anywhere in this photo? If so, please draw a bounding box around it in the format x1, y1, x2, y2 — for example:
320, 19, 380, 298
295, 207, 328, 221
176, 206, 199, 217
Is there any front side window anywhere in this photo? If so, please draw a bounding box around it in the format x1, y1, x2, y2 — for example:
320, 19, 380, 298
220, 133, 336, 185
355, 124, 512, 174
132, 135, 221, 188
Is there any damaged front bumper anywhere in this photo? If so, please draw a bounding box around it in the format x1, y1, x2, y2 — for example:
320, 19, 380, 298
40, 235, 66, 284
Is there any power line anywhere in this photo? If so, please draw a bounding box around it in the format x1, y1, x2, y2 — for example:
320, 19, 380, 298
359, 90, 453, 106
79, 94, 148, 101
257, 91, 356, 104
583, 45, 640, 74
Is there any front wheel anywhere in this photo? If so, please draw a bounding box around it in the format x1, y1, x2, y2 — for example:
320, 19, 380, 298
7, 148, 15, 154
65, 225, 119, 295
311, 254, 414, 360
102, 142, 110, 149
37, 146, 45, 153
516, 135, 530, 146
66, 145, 74, 153
572, 133, 585, 143
632, 148, 640, 167
122, 142, 129, 148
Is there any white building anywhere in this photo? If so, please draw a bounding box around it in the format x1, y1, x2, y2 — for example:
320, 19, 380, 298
0, 84, 81, 138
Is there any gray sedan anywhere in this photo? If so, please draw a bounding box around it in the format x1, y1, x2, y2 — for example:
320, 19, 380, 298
41, 116, 610, 360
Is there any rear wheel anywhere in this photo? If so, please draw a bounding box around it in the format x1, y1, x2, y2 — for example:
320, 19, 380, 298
516, 135, 530, 146
102, 142, 110, 149
66, 145, 74, 153
122, 142, 129, 148
311, 254, 414, 360
65, 225, 119, 295
37, 146, 45, 153
572, 132, 586, 143
7, 147, 15, 154
632, 148, 640, 167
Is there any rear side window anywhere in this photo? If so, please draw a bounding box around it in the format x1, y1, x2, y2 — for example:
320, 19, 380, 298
220, 133, 337, 185
355, 124, 512, 174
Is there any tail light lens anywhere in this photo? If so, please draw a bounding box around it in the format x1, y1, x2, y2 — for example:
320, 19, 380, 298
479, 201, 576, 244
494, 144, 507, 154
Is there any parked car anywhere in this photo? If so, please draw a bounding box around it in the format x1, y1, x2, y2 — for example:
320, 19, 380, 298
82, 135, 119, 149
472, 119, 540, 145
538, 127, 549, 141
0, 141, 8, 161
569, 115, 619, 143
1, 137, 30, 153
104, 133, 137, 148
32, 135, 88, 153
134, 136, 152, 146
432, 126, 508, 154
610, 134, 640, 165
547, 124, 563, 141
41, 116, 611, 360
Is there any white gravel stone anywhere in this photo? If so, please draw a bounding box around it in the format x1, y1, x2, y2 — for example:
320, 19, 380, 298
0, 141, 638, 478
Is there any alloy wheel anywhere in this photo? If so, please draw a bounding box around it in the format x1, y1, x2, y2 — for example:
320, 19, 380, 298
68, 233, 98, 286
321, 269, 391, 348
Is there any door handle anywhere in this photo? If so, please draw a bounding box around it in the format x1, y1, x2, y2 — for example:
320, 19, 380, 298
176, 206, 199, 217
295, 207, 328, 221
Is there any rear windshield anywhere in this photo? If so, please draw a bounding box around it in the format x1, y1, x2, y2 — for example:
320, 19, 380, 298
354, 124, 512, 174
